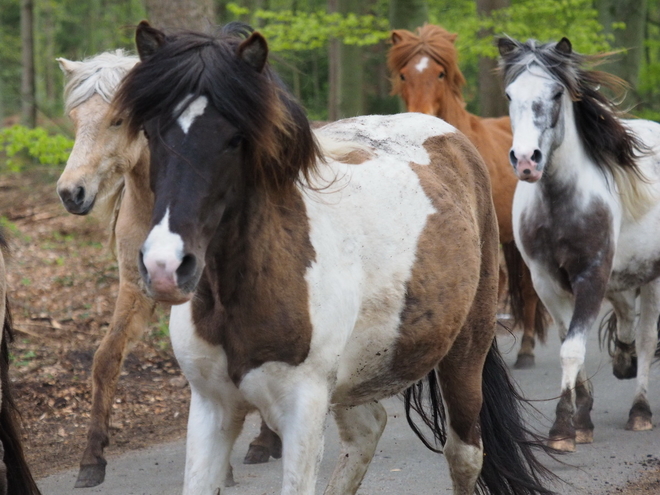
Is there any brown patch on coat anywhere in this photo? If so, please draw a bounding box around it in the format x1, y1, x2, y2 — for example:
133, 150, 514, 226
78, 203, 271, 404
335, 148, 373, 165
192, 187, 316, 384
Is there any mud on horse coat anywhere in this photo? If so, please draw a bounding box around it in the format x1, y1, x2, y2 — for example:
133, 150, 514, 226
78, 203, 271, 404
114, 21, 554, 495
56, 50, 281, 488
500, 36, 660, 452
388, 24, 549, 369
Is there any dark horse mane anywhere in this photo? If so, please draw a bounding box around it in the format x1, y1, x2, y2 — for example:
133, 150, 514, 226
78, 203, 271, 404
388, 24, 465, 99
498, 37, 649, 189
114, 22, 321, 194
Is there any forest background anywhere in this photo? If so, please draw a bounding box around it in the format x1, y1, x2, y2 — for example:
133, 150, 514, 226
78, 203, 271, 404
0, 0, 657, 168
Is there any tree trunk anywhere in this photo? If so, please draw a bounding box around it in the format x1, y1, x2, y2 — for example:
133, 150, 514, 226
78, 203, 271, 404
21, 0, 36, 128
476, 0, 509, 117
389, 0, 428, 31
328, 0, 340, 120
595, 0, 648, 106
144, 0, 216, 31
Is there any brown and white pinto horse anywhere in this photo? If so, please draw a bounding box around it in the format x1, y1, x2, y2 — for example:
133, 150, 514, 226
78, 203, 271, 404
56, 49, 280, 488
113, 21, 553, 494
0, 231, 42, 495
388, 24, 547, 368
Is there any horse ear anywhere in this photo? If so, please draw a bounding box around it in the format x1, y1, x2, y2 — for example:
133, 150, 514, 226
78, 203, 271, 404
56, 58, 83, 77
391, 31, 404, 45
555, 37, 572, 55
497, 37, 518, 58
135, 20, 166, 61
239, 32, 269, 72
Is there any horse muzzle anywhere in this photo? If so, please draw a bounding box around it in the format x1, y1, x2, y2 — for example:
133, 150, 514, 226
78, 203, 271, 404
514, 161, 543, 182
138, 249, 200, 305
57, 183, 96, 215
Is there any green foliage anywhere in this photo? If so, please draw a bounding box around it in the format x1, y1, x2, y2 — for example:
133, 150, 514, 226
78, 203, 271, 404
0, 125, 72, 171
429, 0, 611, 68
226, 3, 390, 51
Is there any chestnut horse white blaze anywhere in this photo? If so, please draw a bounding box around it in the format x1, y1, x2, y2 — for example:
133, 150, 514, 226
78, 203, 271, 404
56, 50, 280, 488
388, 24, 549, 369
114, 21, 553, 495
500, 36, 660, 452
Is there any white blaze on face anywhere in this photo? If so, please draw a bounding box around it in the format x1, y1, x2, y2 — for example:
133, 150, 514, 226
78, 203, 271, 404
142, 208, 185, 282
176, 95, 208, 134
415, 56, 430, 73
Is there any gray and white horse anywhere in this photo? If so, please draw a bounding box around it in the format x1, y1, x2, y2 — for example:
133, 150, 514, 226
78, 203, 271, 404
500, 36, 660, 451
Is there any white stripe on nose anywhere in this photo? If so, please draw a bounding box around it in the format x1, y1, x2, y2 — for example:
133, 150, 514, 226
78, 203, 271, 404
142, 208, 185, 290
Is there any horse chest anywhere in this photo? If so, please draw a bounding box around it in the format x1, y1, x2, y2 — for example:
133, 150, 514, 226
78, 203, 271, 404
518, 188, 614, 291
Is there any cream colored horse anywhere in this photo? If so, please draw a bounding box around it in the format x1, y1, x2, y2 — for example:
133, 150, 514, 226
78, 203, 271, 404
57, 51, 279, 488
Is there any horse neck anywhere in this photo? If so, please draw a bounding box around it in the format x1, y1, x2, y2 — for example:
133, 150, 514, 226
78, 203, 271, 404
436, 93, 476, 136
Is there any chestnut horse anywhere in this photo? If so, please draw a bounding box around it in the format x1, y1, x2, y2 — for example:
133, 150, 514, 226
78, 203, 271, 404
56, 49, 279, 488
0, 231, 42, 495
388, 24, 547, 368
113, 21, 553, 494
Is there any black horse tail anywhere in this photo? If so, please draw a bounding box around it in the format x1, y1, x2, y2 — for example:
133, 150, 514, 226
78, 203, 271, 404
0, 303, 42, 495
404, 339, 557, 494
502, 241, 548, 344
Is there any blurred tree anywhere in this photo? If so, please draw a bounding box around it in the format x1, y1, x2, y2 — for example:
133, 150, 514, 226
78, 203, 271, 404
476, 0, 509, 117
21, 0, 36, 127
145, 0, 216, 31
389, 0, 427, 31
595, 0, 648, 107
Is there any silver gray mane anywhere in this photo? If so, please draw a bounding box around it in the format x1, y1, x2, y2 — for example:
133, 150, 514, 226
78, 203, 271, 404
63, 50, 139, 112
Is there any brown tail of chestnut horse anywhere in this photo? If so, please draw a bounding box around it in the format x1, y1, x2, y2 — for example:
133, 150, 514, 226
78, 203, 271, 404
0, 304, 42, 495
404, 340, 557, 494
503, 241, 548, 343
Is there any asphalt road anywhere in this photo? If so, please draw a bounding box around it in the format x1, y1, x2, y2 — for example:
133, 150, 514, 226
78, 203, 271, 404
38, 319, 660, 494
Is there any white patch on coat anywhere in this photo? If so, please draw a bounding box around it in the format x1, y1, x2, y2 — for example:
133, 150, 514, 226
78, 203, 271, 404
444, 424, 483, 492
169, 302, 246, 495
415, 56, 430, 73
176, 95, 208, 134
141, 208, 184, 276
559, 333, 587, 391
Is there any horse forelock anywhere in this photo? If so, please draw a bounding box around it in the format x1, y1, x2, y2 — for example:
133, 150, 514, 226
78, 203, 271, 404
388, 24, 465, 98
114, 28, 321, 195
63, 50, 139, 113
501, 38, 652, 217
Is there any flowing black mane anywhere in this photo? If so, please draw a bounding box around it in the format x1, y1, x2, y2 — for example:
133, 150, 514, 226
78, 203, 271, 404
499, 37, 648, 181
114, 23, 321, 193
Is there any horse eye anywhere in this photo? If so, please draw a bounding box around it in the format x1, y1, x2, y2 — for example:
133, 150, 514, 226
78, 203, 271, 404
438, 72, 445, 79
505, 93, 511, 101
111, 118, 123, 127
399, 73, 405, 81
227, 135, 243, 149
552, 91, 564, 101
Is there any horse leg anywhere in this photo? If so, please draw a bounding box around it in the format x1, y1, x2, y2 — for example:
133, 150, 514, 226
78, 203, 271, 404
626, 281, 660, 431
573, 368, 594, 444
437, 359, 484, 495
244, 418, 282, 464
183, 387, 246, 494
76, 282, 154, 488
323, 401, 387, 495
0, 441, 5, 495
515, 264, 540, 369
609, 290, 637, 379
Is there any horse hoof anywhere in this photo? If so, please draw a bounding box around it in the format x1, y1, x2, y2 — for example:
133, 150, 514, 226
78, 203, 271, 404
224, 465, 236, 487
74, 462, 107, 488
626, 415, 653, 431
243, 445, 271, 464
547, 438, 576, 452
514, 354, 535, 369
612, 343, 637, 379
575, 429, 594, 444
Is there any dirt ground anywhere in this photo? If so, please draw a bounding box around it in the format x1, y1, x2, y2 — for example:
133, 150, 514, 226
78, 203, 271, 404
1, 165, 659, 492
0, 165, 190, 479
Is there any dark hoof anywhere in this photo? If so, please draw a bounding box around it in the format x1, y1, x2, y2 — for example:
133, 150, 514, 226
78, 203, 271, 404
243, 445, 271, 464
75, 461, 107, 488
626, 400, 653, 431
270, 435, 282, 459
224, 465, 236, 487
514, 353, 535, 369
613, 342, 637, 379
